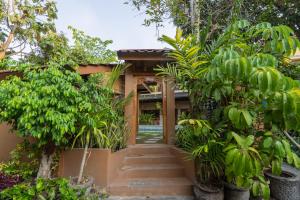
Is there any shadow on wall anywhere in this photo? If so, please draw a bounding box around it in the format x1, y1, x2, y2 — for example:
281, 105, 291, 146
0, 123, 23, 162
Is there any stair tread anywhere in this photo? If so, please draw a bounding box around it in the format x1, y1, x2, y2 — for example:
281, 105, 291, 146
129, 144, 172, 148
125, 154, 175, 159
110, 177, 193, 187
121, 164, 183, 171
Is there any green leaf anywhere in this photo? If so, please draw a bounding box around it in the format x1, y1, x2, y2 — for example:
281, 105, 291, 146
261, 183, 270, 200
282, 140, 293, 164
274, 141, 286, 158
252, 181, 259, 197
263, 137, 273, 148
226, 148, 238, 165
271, 159, 282, 175
241, 110, 253, 127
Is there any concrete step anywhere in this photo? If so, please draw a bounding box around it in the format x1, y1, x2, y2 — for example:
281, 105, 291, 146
128, 144, 171, 156
120, 164, 185, 179
108, 177, 193, 196
124, 154, 177, 165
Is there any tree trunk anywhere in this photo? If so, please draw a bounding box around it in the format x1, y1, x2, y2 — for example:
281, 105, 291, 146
77, 141, 89, 184
0, 31, 15, 60
37, 152, 54, 178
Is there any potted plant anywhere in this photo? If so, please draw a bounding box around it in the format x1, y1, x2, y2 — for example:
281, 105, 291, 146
223, 132, 270, 200
259, 131, 300, 200
70, 65, 130, 191
159, 19, 300, 200
177, 119, 224, 200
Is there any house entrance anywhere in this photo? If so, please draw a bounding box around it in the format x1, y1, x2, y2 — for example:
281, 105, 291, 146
137, 78, 163, 144
118, 49, 176, 145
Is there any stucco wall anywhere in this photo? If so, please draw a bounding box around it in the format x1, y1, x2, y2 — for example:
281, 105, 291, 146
58, 148, 128, 188
0, 123, 22, 162
171, 147, 196, 182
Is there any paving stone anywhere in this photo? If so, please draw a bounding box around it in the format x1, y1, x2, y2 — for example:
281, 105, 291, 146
107, 196, 194, 200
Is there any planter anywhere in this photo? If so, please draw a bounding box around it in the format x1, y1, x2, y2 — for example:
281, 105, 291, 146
224, 182, 250, 200
265, 164, 300, 200
193, 182, 224, 200
70, 176, 95, 194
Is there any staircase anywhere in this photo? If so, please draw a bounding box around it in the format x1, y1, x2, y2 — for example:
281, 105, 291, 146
108, 144, 194, 197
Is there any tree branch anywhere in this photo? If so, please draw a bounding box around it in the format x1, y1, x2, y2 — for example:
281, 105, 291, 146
283, 131, 300, 150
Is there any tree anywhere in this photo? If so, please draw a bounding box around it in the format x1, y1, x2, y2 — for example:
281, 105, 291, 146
126, 0, 300, 37
0, 65, 90, 178
68, 26, 117, 65
0, 0, 57, 60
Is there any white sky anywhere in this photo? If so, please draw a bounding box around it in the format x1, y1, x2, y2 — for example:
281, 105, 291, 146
55, 0, 176, 50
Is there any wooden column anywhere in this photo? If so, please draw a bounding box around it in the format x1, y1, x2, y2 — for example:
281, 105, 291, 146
163, 78, 176, 144
124, 73, 138, 145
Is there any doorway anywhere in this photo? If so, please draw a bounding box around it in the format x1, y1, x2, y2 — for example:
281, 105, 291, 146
136, 77, 163, 144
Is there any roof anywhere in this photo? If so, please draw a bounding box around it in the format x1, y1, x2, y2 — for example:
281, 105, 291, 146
117, 49, 174, 61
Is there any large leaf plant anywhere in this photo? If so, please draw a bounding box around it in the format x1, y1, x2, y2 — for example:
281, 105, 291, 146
159, 20, 300, 199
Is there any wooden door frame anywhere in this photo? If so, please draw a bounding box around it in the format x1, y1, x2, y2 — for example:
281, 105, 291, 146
124, 74, 175, 145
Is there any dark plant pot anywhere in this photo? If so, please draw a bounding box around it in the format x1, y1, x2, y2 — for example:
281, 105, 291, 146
265, 164, 300, 200
224, 182, 250, 200
193, 182, 224, 200
70, 176, 94, 194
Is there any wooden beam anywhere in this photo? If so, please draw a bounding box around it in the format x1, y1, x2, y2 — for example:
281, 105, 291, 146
124, 73, 138, 145
163, 78, 176, 144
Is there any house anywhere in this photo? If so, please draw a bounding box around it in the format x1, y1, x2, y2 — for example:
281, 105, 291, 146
1, 49, 300, 196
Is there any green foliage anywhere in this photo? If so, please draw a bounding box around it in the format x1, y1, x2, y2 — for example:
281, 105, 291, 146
259, 131, 300, 176
0, 66, 87, 147
0, 178, 97, 200
68, 26, 117, 65
25, 31, 73, 66
139, 113, 155, 125
26, 26, 117, 67
177, 119, 224, 185
127, 0, 300, 37
73, 65, 130, 151
0, 65, 91, 178
160, 20, 300, 198
0, 140, 40, 180
0, 0, 57, 60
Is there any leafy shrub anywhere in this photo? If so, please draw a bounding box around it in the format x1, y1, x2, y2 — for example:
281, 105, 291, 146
139, 113, 155, 125
0, 141, 40, 180
176, 119, 224, 185
160, 20, 300, 199
0, 172, 22, 192
0, 178, 92, 200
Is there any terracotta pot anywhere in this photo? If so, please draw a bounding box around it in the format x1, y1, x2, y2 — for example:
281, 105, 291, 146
224, 182, 250, 200
265, 164, 300, 200
193, 182, 224, 200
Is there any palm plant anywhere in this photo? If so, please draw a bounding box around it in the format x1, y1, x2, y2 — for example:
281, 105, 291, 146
177, 119, 224, 187
72, 64, 130, 184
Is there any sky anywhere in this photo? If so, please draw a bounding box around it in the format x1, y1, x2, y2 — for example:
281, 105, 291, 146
55, 0, 176, 51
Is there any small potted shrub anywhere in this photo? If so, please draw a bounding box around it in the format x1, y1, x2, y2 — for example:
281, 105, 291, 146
223, 132, 270, 200
71, 66, 129, 191
259, 132, 300, 200
177, 119, 224, 200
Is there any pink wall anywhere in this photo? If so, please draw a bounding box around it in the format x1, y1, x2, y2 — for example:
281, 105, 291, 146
0, 123, 22, 162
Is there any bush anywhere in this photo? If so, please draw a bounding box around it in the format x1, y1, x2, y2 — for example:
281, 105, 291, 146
0, 178, 98, 200
0, 141, 40, 180
0, 172, 22, 192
